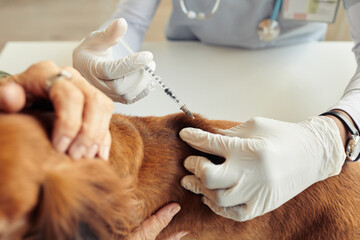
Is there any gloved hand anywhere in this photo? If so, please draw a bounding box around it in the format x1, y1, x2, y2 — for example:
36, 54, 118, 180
73, 18, 157, 104
180, 116, 345, 221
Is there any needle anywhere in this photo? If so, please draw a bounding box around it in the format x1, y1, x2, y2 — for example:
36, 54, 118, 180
119, 39, 195, 119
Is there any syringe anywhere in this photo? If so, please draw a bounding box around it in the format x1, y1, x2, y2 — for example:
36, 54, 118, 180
119, 39, 195, 119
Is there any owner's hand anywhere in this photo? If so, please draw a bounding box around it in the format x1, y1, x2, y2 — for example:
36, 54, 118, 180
180, 116, 345, 221
127, 203, 188, 240
0, 61, 113, 160
73, 18, 156, 104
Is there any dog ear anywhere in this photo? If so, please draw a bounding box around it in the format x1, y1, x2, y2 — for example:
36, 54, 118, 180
0, 114, 45, 240
0, 114, 141, 239
34, 160, 139, 239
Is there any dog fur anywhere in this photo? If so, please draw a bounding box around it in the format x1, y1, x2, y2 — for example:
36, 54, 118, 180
0, 112, 359, 240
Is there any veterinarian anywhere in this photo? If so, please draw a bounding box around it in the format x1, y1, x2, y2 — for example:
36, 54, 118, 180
72, 0, 360, 224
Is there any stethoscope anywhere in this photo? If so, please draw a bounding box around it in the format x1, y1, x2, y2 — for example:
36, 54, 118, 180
257, 0, 282, 41
179, 0, 221, 20
179, 0, 283, 41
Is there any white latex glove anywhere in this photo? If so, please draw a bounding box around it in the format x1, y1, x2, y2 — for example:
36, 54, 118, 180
73, 18, 157, 104
180, 116, 345, 221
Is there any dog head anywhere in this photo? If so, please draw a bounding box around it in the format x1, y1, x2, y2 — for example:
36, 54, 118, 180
0, 113, 140, 239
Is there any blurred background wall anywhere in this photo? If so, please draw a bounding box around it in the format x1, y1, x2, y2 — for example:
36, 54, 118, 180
0, 0, 351, 52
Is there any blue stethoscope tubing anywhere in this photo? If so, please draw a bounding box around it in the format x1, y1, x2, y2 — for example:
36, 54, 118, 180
271, 0, 283, 21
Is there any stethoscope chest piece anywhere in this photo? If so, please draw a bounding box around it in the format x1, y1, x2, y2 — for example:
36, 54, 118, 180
257, 19, 280, 41
257, 0, 282, 42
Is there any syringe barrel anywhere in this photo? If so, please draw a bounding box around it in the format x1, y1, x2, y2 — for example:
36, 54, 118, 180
144, 66, 183, 106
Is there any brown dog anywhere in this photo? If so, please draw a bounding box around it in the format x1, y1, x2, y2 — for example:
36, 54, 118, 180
0, 111, 359, 240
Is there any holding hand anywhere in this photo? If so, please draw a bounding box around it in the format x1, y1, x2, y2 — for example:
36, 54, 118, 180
180, 116, 345, 221
73, 18, 157, 104
127, 203, 188, 240
0, 61, 113, 160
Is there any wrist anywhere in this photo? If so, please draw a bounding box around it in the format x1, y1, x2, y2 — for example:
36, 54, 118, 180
327, 115, 348, 147
320, 110, 360, 162
325, 110, 356, 146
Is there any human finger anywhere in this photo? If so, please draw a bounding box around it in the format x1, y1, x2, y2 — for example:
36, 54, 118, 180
180, 128, 234, 157
202, 196, 252, 222
83, 18, 153, 80
102, 61, 157, 103
90, 51, 153, 80
12, 61, 61, 97
165, 231, 189, 240
217, 124, 249, 137
217, 117, 280, 138
127, 203, 182, 240
0, 62, 84, 155
5, 62, 85, 155
0, 81, 26, 113
83, 18, 128, 51
48, 76, 85, 155
0, 61, 61, 112
60, 67, 113, 160
98, 130, 111, 161
182, 156, 235, 189
181, 175, 221, 201
0, 61, 111, 160
182, 173, 257, 209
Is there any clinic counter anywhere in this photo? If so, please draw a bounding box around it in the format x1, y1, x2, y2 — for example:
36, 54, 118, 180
0, 41, 357, 122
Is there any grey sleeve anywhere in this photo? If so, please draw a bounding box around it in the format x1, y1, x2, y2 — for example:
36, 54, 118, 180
343, 0, 360, 9
346, 1, 360, 65
98, 0, 161, 58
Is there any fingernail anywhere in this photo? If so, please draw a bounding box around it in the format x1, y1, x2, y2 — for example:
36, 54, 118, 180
175, 231, 189, 239
170, 205, 181, 215
179, 128, 194, 139
180, 178, 189, 189
184, 157, 195, 170
179, 129, 188, 138
87, 144, 99, 158
117, 18, 126, 26
202, 196, 209, 205
54, 136, 71, 153
101, 145, 110, 161
71, 145, 87, 160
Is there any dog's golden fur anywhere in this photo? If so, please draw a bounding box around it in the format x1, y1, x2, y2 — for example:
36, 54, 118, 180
0, 112, 359, 240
